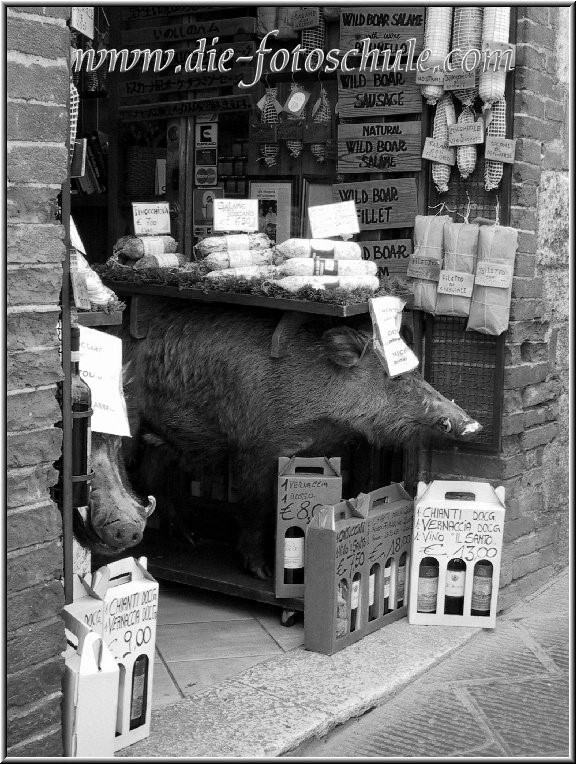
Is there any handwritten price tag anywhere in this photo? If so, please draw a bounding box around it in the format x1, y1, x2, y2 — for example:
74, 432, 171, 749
448, 119, 484, 147
437, 270, 475, 297
444, 66, 477, 91
416, 68, 445, 86
474, 261, 513, 289
308, 200, 359, 239
422, 137, 456, 166
485, 136, 516, 163
132, 202, 171, 235
213, 198, 258, 232
407, 255, 442, 281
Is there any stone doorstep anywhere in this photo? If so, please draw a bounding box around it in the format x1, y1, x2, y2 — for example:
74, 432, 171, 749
121, 616, 480, 758
118, 565, 568, 758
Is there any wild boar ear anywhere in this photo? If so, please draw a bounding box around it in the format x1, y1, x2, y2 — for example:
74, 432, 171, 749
323, 327, 366, 368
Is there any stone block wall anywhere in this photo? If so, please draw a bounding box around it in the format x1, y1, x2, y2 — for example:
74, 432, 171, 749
6, 5, 69, 756
421, 7, 569, 610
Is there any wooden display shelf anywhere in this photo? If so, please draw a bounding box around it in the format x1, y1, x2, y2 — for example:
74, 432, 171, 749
103, 279, 370, 317
76, 310, 124, 327
136, 538, 304, 612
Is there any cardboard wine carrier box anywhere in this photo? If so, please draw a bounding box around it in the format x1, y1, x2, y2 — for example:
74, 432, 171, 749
62, 609, 119, 757
275, 456, 342, 599
304, 483, 414, 656
67, 556, 159, 751
408, 481, 505, 628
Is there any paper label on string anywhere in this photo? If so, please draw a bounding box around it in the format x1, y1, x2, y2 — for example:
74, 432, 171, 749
474, 261, 513, 288
443, 66, 477, 91
369, 296, 419, 377
228, 250, 254, 267
482, 40, 516, 70
407, 255, 442, 281
141, 237, 167, 256
485, 137, 516, 163
448, 119, 484, 146
308, 200, 359, 238
437, 270, 475, 297
415, 68, 445, 86
422, 138, 456, 166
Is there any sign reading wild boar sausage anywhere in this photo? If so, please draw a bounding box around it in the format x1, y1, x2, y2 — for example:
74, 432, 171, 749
337, 69, 420, 117
337, 121, 421, 173
339, 7, 425, 55
332, 178, 418, 230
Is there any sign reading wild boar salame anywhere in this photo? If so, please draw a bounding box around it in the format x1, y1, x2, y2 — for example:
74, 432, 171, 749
361, 239, 413, 277
333, 178, 418, 230
337, 121, 421, 173
339, 7, 425, 55
337, 69, 420, 117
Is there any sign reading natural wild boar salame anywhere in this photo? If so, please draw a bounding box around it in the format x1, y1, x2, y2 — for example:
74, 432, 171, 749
337, 69, 420, 117
332, 178, 418, 230
337, 121, 421, 173
361, 239, 413, 277
340, 7, 425, 55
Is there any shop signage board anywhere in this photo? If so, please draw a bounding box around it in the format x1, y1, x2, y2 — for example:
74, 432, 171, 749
408, 481, 506, 629
337, 121, 421, 173
308, 201, 360, 239
332, 178, 418, 230
339, 7, 425, 55
71, 7, 94, 38
337, 69, 420, 117
119, 94, 253, 122
119, 68, 255, 98
121, 17, 257, 45
360, 239, 413, 276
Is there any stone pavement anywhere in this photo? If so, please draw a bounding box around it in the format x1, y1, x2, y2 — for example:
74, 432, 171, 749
288, 566, 570, 758
119, 567, 569, 758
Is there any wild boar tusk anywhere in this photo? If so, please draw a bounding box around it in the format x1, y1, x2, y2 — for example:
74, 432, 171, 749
146, 496, 157, 517
462, 421, 482, 436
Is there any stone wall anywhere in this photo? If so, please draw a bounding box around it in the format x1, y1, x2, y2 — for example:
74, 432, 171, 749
421, 7, 569, 610
6, 5, 69, 756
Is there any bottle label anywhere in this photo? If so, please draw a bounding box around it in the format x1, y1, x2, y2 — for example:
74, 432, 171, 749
383, 572, 391, 598
71, 350, 81, 363
351, 579, 360, 609
417, 576, 438, 612
131, 670, 146, 720
471, 575, 493, 611
284, 537, 304, 569
445, 570, 466, 597
142, 236, 167, 256
368, 573, 375, 606
397, 564, 406, 594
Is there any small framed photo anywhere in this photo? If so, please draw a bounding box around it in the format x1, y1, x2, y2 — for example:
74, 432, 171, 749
249, 181, 293, 245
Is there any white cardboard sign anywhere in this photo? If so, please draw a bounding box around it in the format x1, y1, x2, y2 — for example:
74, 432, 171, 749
308, 200, 360, 239
78, 326, 131, 437
213, 199, 258, 232
132, 202, 171, 235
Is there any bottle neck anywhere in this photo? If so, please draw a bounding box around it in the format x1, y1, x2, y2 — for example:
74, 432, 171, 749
71, 350, 80, 374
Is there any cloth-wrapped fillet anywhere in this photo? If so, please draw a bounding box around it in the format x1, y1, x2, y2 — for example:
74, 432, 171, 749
484, 98, 507, 191
422, 7, 454, 105
409, 215, 451, 314
432, 93, 456, 194
276, 258, 376, 277
479, 7, 511, 106
435, 222, 480, 317
133, 252, 187, 270
195, 233, 272, 257
113, 235, 178, 261
273, 275, 380, 293
451, 7, 483, 105
203, 250, 274, 271
467, 225, 518, 335
204, 265, 276, 281
274, 238, 362, 261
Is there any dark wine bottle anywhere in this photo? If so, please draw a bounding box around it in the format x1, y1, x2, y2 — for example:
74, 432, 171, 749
444, 558, 467, 615
471, 560, 493, 616
129, 655, 149, 730
383, 558, 392, 614
397, 552, 407, 608
283, 526, 305, 584
368, 563, 378, 621
417, 557, 439, 613
349, 572, 361, 632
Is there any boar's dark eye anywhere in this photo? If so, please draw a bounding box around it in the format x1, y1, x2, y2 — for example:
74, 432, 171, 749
437, 417, 452, 433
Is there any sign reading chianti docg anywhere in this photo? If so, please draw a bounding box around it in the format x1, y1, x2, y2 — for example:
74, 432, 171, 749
340, 7, 425, 55
333, 178, 418, 230
337, 121, 421, 173
337, 69, 420, 117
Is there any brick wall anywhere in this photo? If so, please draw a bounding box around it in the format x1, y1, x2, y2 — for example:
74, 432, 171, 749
421, 8, 569, 610
6, 6, 69, 756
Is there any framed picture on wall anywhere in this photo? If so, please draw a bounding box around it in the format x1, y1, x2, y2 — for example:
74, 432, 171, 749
300, 178, 334, 238
249, 181, 292, 245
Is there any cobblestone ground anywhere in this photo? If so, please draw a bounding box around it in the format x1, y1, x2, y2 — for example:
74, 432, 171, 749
287, 568, 570, 758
